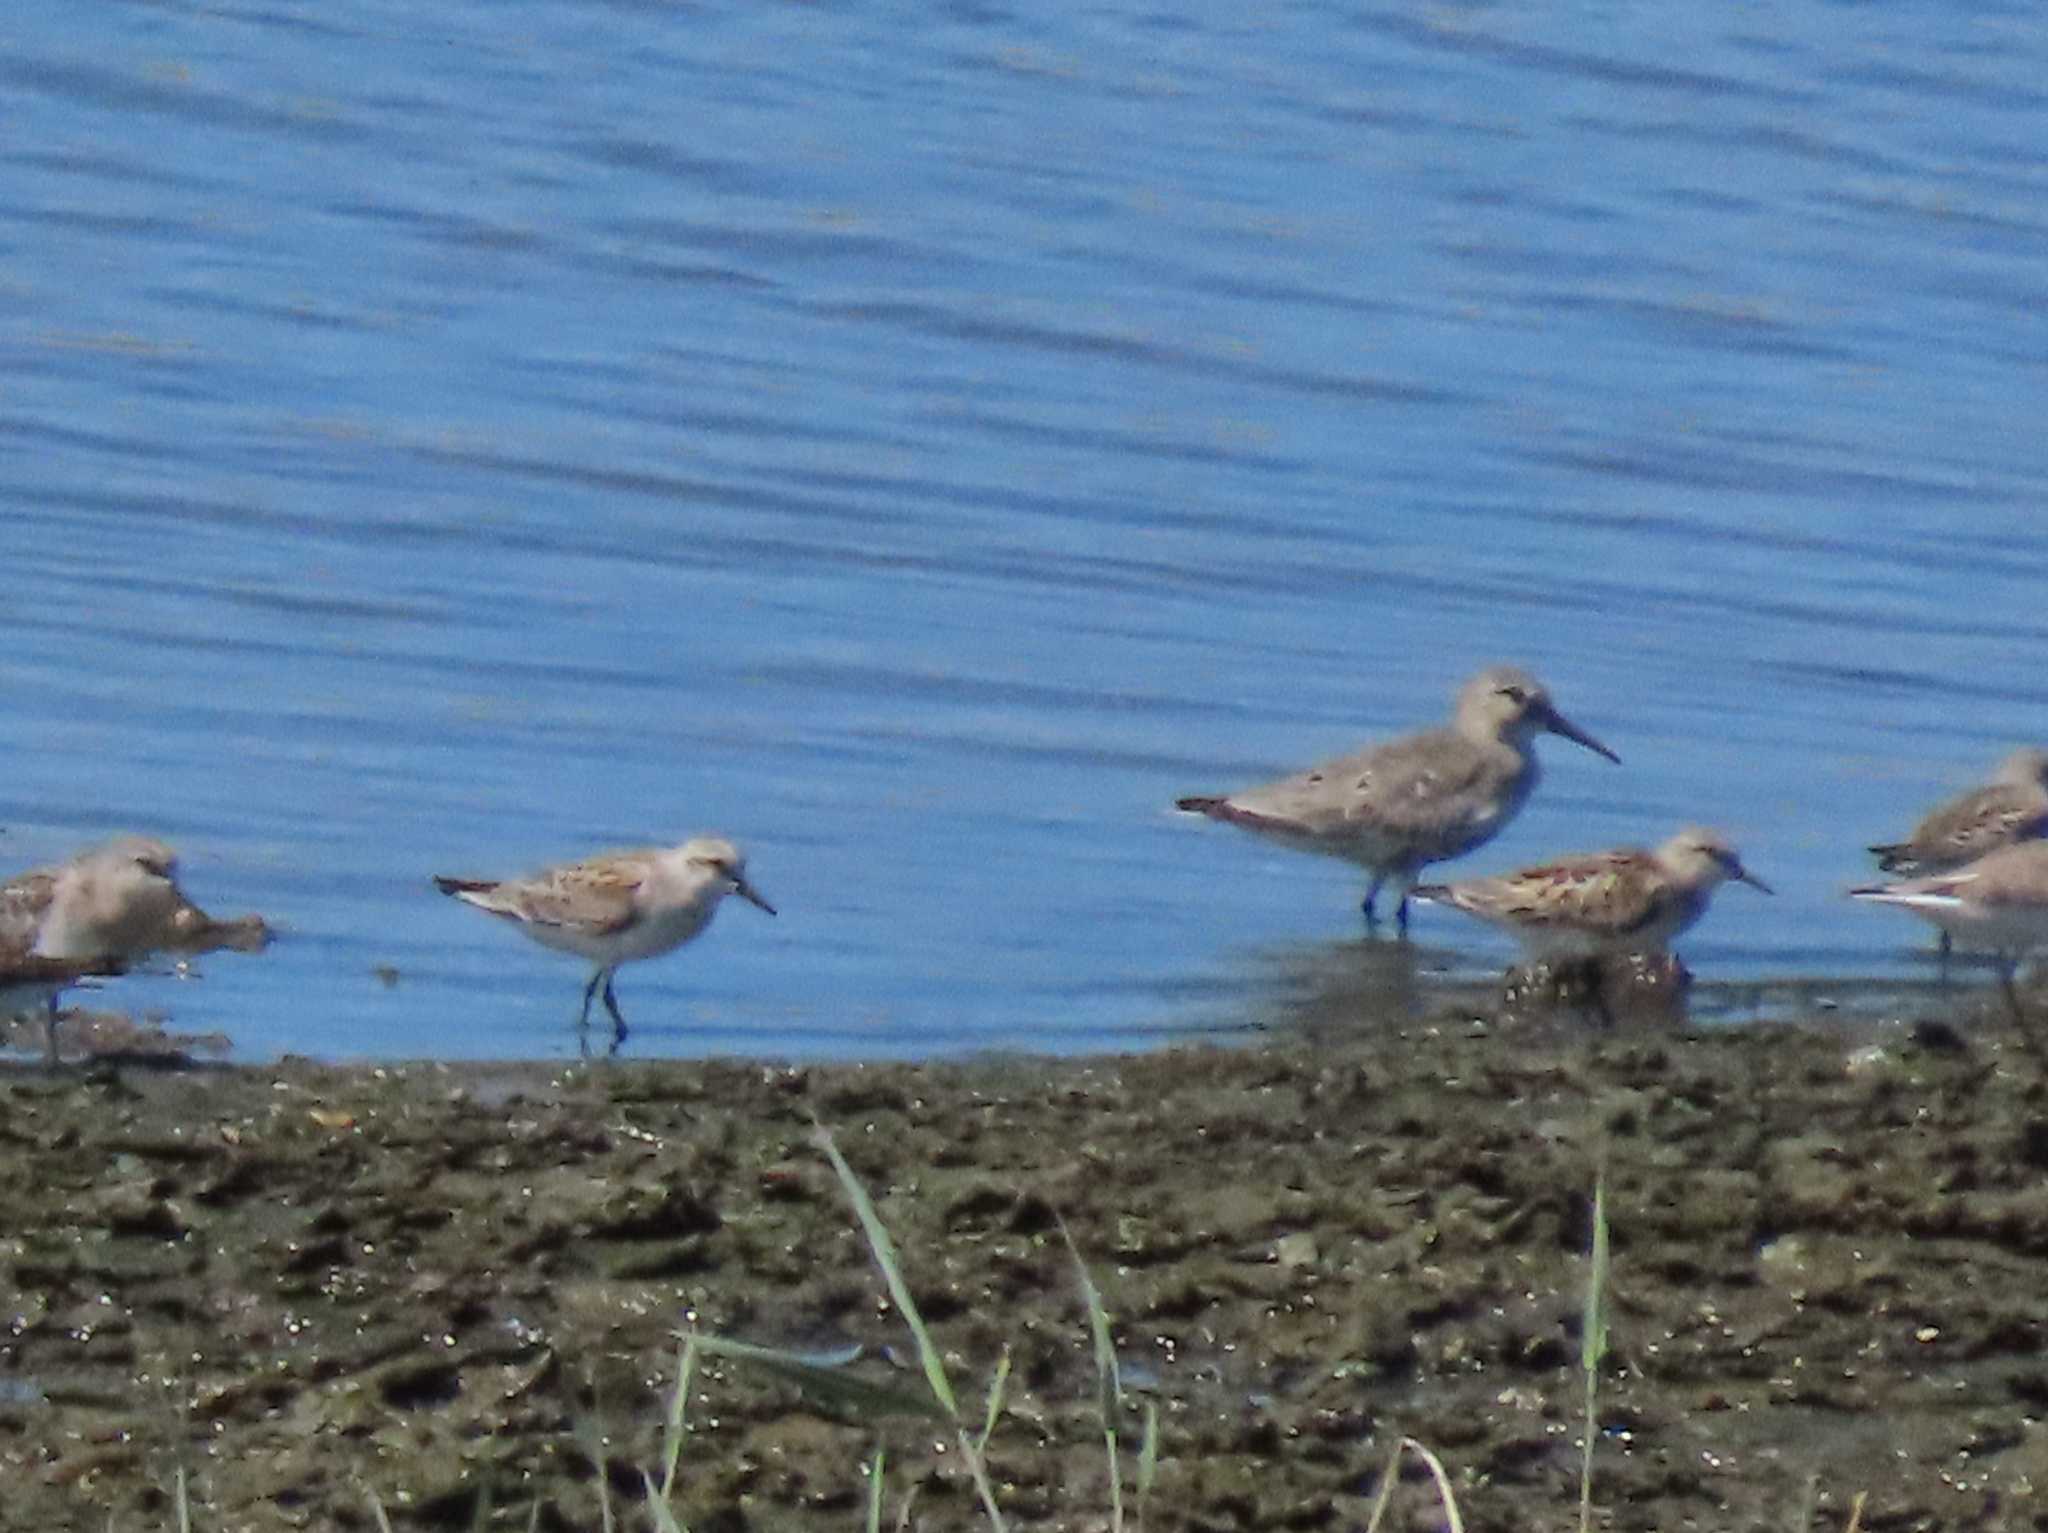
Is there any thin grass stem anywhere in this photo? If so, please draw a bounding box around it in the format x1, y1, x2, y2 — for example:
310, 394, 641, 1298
865, 1446, 886, 1533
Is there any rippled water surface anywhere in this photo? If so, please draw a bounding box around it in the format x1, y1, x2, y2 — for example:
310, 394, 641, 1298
4, 2, 2046, 1059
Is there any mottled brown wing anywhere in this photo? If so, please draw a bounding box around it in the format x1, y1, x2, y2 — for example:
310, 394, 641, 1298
1911, 785, 2048, 867
503, 857, 649, 936
1460, 850, 1665, 937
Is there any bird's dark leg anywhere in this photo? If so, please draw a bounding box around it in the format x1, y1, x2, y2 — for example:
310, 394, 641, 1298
572, 971, 609, 1059
601, 973, 629, 1054
1938, 931, 1953, 987
1394, 894, 1411, 939
43, 996, 62, 1067
1361, 873, 1385, 928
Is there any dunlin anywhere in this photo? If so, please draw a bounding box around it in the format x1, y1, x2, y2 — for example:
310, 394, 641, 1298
1851, 840, 2048, 1025
1868, 749, 2048, 973
10, 835, 184, 962
19, 835, 273, 959
1870, 749, 2048, 875
0, 835, 263, 1061
1176, 666, 1619, 932
434, 836, 776, 1049
1411, 827, 1772, 960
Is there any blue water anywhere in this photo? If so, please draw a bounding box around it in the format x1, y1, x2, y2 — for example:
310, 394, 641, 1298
2, 2, 2045, 1059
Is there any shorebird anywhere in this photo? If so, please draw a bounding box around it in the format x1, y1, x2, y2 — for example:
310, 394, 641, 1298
434, 836, 776, 1050
1411, 827, 1773, 961
4, 835, 184, 963
1175, 666, 1619, 933
0, 835, 271, 1062
1868, 748, 2048, 972
1851, 840, 2048, 1027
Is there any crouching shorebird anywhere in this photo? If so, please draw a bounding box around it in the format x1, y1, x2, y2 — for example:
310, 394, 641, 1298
0, 834, 272, 1062
1851, 840, 2048, 1030
1868, 748, 2048, 974
1175, 666, 1619, 933
1411, 828, 1771, 1022
434, 836, 776, 1052
1413, 827, 1772, 958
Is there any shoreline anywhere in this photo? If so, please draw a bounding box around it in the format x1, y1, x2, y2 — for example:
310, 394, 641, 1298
2, 1002, 2042, 1530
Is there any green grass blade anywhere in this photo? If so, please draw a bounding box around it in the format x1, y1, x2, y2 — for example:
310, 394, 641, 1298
1364, 1438, 1465, 1533
814, 1123, 960, 1420
1062, 1218, 1125, 1533
642, 1469, 691, 1533
1401, 1438, 1466, 1533
976, 1346, 1012, 1454
1061, 1218, 1123, 1414
865, 1446, 886, 1533
1362, 1438, 1407, 1533
175, 1464, 191, 1533
1137, 1400, 1159, 1517
1580, 1159, 1610, 1533
954, 1423, 1010, 1533
660, 1332, 700, 1500
1582, 1163, 1610, 1373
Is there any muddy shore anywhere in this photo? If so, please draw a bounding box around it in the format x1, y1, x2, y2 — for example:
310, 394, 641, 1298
3, 993, 2047, 1532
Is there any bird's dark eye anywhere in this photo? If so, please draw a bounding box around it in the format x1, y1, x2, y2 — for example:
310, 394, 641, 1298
1499, 685, 1527, 703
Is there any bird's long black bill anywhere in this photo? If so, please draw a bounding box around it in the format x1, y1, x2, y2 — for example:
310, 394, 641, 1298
1544, 707, 1621, 764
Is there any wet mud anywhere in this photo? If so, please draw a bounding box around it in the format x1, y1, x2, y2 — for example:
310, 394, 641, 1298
4, 989, 2048, 1531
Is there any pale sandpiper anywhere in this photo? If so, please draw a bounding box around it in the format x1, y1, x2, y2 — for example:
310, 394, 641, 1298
1868, 748, 2048, 973
0, 835, 247, 1062
18, 835, 273, 960
433, 836, 776, 1050
1851, 840, 2048, 1027
1176, 665, 1619, 932
8, 835, 184, 961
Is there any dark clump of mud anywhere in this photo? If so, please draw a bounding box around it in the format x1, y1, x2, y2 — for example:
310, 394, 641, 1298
4, 1000, 2048, 1532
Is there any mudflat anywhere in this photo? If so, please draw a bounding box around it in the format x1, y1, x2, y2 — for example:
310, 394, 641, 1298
2, 1005, 2044, 1531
